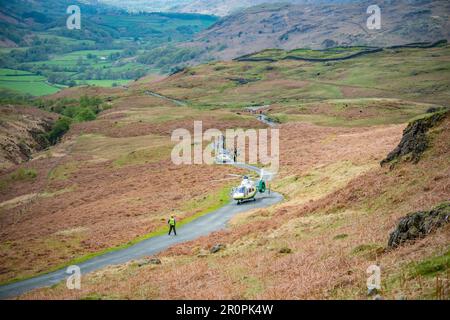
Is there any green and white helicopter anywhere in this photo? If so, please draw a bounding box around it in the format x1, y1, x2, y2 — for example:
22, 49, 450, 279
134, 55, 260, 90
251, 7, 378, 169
211, 140, 269, 204
230, 170, 267, 205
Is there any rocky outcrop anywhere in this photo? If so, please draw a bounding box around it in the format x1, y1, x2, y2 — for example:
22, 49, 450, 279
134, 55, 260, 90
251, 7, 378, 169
381, 110, 448, 166
388, 202, 450, 248
0, 105, 57, 170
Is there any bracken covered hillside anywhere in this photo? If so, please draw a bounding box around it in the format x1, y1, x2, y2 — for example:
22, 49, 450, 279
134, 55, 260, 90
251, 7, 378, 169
17, 46, 449, 299
22, 109, 449, 300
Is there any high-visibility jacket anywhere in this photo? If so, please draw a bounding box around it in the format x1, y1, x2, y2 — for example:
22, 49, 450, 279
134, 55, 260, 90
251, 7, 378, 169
169, 218, 176, 226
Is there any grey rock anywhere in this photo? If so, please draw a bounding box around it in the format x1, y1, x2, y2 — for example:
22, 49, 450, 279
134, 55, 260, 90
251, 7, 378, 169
279, 247, 292, 254
367, 287, 379, 296
210, 244, 225, 254
381, 111, 447, 166
136, 257, 161, 267
388, 202, 449, 248
149, 258, 162, 265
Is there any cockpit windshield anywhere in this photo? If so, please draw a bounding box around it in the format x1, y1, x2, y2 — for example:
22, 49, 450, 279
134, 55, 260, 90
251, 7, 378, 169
237, 187, 246, 193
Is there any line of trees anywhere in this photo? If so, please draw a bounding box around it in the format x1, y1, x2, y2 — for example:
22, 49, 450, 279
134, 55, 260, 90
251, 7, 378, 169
37, 96, 109, 144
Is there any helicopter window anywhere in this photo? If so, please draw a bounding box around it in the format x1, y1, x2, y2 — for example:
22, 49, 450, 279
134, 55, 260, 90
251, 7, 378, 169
238, 187, 246, 193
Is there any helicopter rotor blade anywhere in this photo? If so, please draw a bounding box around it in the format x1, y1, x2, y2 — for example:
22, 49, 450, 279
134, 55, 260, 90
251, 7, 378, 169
211, 177, 241, 182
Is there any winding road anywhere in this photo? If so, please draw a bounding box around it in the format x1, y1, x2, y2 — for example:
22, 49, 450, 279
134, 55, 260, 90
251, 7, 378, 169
144, 90, 188, 106
0, 164, 282, 299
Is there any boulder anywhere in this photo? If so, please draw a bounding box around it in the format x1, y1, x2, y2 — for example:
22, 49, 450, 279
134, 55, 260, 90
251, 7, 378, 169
279, 247, 292, 254
136, 257, 161, 267
388, 202, 449, 248
149, 258, 162, 265
210, 244, 225, 254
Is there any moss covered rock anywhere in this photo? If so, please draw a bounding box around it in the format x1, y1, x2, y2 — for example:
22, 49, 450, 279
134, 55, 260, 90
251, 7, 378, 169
381, 110, 448, 166
388, 202, 450, 248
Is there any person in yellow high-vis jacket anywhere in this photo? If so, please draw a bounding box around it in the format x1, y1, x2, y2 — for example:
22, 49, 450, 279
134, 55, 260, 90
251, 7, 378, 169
168, 216, 177, 236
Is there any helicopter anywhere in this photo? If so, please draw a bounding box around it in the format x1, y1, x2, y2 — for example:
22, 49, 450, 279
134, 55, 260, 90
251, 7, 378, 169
230, 170, 267, 205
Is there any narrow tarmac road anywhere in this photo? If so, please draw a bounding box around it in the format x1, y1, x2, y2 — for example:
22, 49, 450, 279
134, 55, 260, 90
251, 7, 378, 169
144, 90, 187, 106
0, 164, 282, 299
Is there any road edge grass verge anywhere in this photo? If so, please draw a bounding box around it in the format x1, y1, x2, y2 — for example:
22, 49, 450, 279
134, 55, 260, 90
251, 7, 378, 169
0, 184, 232, 287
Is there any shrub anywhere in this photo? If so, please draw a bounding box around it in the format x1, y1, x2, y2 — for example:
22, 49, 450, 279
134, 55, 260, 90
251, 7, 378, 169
10, 168, 37, 180
38, 96, 102, 145
46, 116, 72, 144
74, 107, 96, 122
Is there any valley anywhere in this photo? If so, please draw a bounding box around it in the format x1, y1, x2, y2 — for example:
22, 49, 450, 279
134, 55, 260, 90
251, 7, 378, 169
2, 0, 450, 98
0, 0, 218, 96
0, 42, 448, 299
0, 0, 449, 302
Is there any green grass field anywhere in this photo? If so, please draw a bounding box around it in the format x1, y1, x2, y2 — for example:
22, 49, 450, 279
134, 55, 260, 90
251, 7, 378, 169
76, 79, 131, 87
31, 50, 121, 67
3, 47, 151, 95
0, 69, 34, 76
0, 68, 61, 96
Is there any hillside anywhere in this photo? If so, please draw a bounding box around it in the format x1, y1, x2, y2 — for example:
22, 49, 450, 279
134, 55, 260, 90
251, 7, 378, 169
166, 0, 315, 16
23, 111, 450, 299
2, 0, 449, 97
99, 0, 355, 17
143, 44, 450, 107
0, 0, 218, 95
0, 44, 448, 299
0, 86, 262, 284
0, 105, 56, 170
184, 0, 450, 60
0, 0, 217, 47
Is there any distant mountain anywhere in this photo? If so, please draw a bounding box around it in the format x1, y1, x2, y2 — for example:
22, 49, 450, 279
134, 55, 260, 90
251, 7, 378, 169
171, 0, 302, 16
188, 0, 450, 60
98, 0, 356, 16
172, 0, 360, 16
97, 0, 194, 14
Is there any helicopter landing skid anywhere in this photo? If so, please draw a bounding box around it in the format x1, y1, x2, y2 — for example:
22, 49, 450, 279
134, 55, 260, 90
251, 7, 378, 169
236, 197, 257, 205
